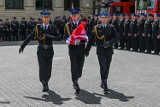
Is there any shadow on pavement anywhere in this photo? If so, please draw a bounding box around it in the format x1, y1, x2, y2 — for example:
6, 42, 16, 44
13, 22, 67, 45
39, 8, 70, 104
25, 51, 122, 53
75, 89, 102, 104
0, 101, 10, 104
24, 90, 71, 105
93, 89, 135, 102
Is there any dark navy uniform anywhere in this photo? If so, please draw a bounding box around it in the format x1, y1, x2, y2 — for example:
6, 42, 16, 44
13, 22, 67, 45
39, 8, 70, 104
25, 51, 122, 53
19, 10, 61, 92
56, 17, 65, 39
0, 19, 4, 41
130, 16, 138, 51
3, 18, 11, 41
20, 17, 28, 40
28, 18, 36, 35
144, 14, 153, 53
112, 15, 119, 49
11, 17, 19, 41
118, 15, 125, 49
124, 18, 131, 50
137, 15, 146, 52
86, 13, 119, 94
64, 10, 88, 93
152, 14, 160, 54
88, 17, 95, 35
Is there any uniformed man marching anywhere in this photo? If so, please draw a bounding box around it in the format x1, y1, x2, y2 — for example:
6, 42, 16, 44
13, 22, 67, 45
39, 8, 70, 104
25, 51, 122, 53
85, 13, 119, 94
19, 10, 61, 92
64, 9, 88, 94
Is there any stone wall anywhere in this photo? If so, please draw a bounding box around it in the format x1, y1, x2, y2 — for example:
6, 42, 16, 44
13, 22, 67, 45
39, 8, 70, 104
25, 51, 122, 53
0, 0, 93, 21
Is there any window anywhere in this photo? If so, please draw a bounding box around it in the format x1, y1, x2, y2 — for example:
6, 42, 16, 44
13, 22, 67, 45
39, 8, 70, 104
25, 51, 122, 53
36, 0, 52, 10
5, 0, 24, 9
64, 0, 80, 10
137, 0, 152, 10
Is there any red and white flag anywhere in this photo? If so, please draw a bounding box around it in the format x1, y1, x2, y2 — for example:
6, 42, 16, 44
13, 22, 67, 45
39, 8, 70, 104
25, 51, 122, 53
66, 22, 88, 45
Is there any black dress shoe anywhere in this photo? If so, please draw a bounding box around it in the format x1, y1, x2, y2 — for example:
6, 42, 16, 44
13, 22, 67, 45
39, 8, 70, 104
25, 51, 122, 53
43, 84, 49, 92
154, 51, 159, 55
101, 80, 108, 94
73, 80, 81, 94
146, 50, 151, 54
42, 81, 49, 92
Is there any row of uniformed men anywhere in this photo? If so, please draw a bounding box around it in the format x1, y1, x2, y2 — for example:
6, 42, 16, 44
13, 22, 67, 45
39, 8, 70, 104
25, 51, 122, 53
0, 16, 68, 41
89, 13, 160, 55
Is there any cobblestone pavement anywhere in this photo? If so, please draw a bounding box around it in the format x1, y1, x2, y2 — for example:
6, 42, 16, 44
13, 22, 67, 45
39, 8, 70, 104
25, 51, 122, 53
0, 44, 160, 107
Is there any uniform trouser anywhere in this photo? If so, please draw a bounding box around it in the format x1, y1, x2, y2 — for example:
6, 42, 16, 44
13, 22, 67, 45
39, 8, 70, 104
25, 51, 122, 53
153, 36, 160, 53
20, 30, 26, 40
97, 54, 112, 81
4, 30, 10, 41
125, 34, 132, 50
37, 55, 53, 82
114, 42, 118, 48
69, 54, 85, 81
12, 30, 18, 41
131, 35, 139, 51
119, 33, 125, 48
145, 35, 153, 52
138, 34, 146, 51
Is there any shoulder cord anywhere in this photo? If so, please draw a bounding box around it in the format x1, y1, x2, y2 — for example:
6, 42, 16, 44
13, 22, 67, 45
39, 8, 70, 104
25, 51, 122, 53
94, 25, 105, 40
34, 25, 45, 44
65, 24, 71, 36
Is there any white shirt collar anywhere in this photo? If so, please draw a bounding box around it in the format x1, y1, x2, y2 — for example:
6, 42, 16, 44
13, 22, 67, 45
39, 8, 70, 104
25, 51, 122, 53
73, 21, 79, 25
42, 23, 49, 29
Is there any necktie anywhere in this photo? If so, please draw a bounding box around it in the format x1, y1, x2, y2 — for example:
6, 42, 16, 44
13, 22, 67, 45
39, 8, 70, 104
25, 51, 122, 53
44, 26, 47, 30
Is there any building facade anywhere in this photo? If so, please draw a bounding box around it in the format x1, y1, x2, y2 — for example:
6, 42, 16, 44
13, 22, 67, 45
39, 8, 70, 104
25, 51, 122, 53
0, 0, 93, 21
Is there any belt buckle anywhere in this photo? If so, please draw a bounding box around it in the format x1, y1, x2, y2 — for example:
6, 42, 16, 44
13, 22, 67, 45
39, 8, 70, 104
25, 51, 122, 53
44, 45, 48, 49
104, 46, 108, 48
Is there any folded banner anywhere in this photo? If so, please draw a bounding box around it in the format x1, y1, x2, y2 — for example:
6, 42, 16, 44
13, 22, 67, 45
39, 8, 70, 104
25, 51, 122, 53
66, 22, 88, 45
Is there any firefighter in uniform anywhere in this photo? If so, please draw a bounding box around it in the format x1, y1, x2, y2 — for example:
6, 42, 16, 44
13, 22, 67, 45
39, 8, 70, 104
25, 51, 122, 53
112, 13, 119, 49
56, 16, 65, 39
19, 10, 61, 92
85, 13, 119, 94
137, 13, 146, 53
64, 9, 88, 94
93, 14, 99, 26
88, 14, 95, 36
11, 17, 19, 41
152, 14, 160, 55
124, 14, 131, 50
119, 14, 125, 49
20, 17, 28, 40
28, 17, 35, 35
3, 18, 11, 41
144, 14, 153, 54
130, 14, 138, 52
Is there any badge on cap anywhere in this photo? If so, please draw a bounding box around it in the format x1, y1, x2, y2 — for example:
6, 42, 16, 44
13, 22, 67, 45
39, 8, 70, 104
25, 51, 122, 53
40, 10, 51, 16
100, 13, 110, 17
